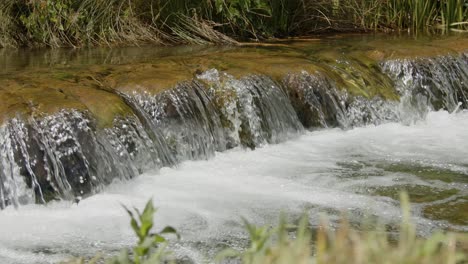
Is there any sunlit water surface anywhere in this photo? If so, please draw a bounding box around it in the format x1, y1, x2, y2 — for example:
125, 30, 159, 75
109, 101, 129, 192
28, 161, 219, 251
0, 110, 467, 263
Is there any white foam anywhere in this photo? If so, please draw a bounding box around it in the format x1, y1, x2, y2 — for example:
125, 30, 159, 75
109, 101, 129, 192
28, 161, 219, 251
0, 110, 467, 264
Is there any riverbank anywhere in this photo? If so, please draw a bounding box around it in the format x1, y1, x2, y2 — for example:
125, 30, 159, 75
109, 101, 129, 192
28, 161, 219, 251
1, 0, 467, 48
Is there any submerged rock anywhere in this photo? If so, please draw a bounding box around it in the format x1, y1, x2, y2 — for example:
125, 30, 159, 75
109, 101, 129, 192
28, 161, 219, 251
365, 185, 459, 203
424, 197, 468, 226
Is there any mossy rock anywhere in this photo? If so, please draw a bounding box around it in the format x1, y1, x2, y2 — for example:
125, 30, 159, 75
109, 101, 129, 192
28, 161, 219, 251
0, 36, 466, 128
3, 36, 467, 128
303, 49, 399, 100
365, 185, 459, 203
377, 163, 468, 184
0, 68, 135, 128
423, 197, 468, 226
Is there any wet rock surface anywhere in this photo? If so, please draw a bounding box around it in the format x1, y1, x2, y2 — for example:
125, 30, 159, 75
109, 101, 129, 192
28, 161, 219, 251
0, 35, 467, 206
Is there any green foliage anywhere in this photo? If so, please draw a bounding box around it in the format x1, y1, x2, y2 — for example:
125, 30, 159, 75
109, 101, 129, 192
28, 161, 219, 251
216, 214, 312, 264
19, 0, 73, 46
441, 0, 468, 31
8, 0, 160, 47
267, 0, 301, 36
67, 195, 468, 264
64, 199, 178, 264
306, 0, 467, 34
215, 193, 468, 264
213, 0, 271, 39
2, 0, 466, 47
0, 1, 17, 48
313, 193, 468, 264
409, 0, 438, 31
108, 199, 178, 264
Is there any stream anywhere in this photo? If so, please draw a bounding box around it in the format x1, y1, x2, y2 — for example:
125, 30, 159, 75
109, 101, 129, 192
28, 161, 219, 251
0, 34, 467, 263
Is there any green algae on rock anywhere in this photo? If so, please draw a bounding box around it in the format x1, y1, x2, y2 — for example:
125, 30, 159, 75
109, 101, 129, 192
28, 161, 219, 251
377, 162, 468, 184
365, 185, 459, 203
424, 197, 468, 226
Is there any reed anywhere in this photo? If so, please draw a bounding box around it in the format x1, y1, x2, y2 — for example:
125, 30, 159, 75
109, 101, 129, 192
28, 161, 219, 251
441, 0, 468, 32
217, 193, 468, 264
17, 0, 164, 47
315, 0, 467, 33
0, 1, 16, 48
0, 0, 467, 48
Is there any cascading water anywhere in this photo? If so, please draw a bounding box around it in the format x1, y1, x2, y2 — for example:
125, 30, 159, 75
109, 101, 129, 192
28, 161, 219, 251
283, 71, 401, 128
0, 70, 308, 205
0, 51, 467, 206
126, 81, 228, 163
0, 111, 146, 207
197, 70, 303, 148
0, 122, 32, 209
0, 38, 467, 263
381, 53, 468, 121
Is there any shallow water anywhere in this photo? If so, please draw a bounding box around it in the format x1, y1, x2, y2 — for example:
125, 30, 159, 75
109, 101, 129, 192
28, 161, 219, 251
0, 109, 467, 263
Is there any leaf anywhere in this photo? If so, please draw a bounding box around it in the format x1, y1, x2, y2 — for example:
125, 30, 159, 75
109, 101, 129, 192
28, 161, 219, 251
139, 200, 156, 237
119, 199, 179, 263
154, 234, 166, 243
159, 226, 179, 239
134, 207, 142, 219
215, 0, 224, 13
135, 236, 154, 256
123, 205, 141, 240
242, 217, 255, 237
142, 244, 169, 264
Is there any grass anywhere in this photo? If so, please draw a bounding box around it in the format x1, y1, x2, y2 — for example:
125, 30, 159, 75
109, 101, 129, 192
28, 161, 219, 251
0, 1, 22, 48
0, 0, 467, 48
216, 193, 468, 264
328, 0, 467, 33
64, 193, 468, 264
65, 199, 179, 264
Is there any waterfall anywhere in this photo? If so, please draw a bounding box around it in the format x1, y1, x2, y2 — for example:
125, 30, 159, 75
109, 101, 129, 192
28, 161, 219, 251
381, 53, 468, 122
0, 52, 467, 207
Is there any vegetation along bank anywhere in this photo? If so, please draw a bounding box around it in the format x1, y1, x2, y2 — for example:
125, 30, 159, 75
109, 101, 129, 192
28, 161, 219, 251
1, 0, 467, 48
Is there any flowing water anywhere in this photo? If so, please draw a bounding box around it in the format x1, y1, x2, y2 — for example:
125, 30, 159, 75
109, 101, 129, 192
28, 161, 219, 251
0, 34, 467, 263
0, 110, 467, 263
